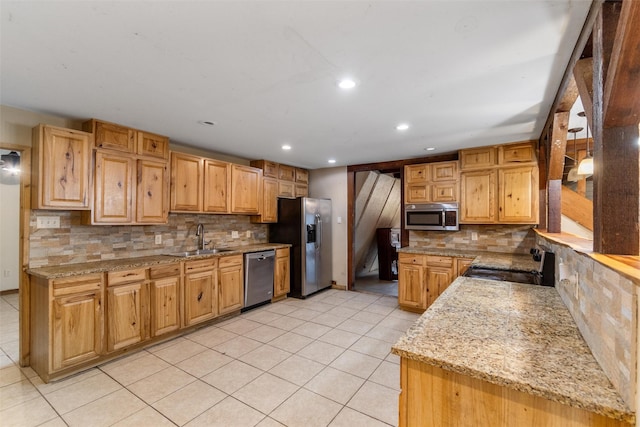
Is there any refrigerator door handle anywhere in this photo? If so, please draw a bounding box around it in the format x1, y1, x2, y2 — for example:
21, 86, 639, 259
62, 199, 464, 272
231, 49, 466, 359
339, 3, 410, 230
315, 213, 322, 250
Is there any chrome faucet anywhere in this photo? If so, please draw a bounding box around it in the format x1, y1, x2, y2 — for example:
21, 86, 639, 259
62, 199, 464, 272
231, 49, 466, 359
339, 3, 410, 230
195, 223, 209, 250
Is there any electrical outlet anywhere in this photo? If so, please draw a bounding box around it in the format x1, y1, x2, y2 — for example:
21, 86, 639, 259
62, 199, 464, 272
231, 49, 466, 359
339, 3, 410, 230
155, 234, 162, 244
471, 232, 478, 241
3, 270, 10, 278
231, 231, 239, 238
36, 216, 60, 229
246, 230, 252, 238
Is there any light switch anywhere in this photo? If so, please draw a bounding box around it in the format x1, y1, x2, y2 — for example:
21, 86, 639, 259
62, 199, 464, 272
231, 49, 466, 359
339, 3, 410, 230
36, 216, 60, 229
155, 234, 162, 244
337, 216, 342, 224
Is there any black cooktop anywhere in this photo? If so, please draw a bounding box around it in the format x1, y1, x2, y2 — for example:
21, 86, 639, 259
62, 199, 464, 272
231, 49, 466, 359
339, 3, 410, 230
462, 266, 544, 286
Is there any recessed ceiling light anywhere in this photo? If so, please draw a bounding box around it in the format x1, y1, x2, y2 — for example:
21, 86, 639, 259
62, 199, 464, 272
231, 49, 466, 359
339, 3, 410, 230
199, 120, 216, 126
338, 78, 357, 90
396, 123, 410, 131
282, 145, 292, 151
328, 159, 336, 164
425, 147, 436, 151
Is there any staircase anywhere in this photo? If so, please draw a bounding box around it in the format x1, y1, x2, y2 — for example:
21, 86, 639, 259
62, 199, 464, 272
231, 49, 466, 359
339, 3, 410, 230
561, 185, 593, 231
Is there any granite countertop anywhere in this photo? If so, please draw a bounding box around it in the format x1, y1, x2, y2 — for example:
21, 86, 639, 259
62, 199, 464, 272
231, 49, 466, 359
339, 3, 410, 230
27, 243, 290, 279
392, 277, 634, 423
397, 247, 540, 272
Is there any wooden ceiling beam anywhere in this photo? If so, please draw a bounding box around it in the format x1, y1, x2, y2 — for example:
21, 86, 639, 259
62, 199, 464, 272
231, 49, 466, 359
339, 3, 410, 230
573, 58, 594, 126
604, 0, 640, 127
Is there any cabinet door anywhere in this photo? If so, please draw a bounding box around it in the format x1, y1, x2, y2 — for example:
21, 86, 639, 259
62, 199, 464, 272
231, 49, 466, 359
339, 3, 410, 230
52, 291, 102, 370
460, 170, 496, 223
218, 263, 243, 315
184, 269, 217, 326
426, 266, 453, 309
93, 121, 136, 153
405, 184, 430, 204
498, 166, 538, 223
204, 159, 231, 213
150, 276, 180, 337
231, 165, 261, 214
34, 125, 92, 209
431, 182, 459, 202
107, 282, 147, 352
459, 147, 496, 170
137, 159, 169, 223
170, 153, 203, 212
455, 258, 474, 277
253, 177, 278, 223
137, 131, 169, 159
274, 248, 290, 299
498, 142, 536, 165
278, 165, 295, 181
431, 161, 458, 182
93, 151, 135, 223
398, 263, 425, 311
278, 181, 295, 198
405, 164, 429, 184
295, 168, 309, 184
295, 184, 308, 198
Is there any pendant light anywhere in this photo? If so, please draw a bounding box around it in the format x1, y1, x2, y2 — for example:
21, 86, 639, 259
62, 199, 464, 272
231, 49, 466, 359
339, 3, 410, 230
566, 127, 583, 182
577, 111, 593, 176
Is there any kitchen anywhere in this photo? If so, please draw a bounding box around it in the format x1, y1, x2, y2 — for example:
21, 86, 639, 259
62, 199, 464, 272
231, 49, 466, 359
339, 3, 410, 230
1, 1, 640, 426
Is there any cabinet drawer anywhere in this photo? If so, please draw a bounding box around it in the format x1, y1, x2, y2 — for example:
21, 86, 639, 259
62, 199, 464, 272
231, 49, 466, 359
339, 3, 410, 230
399, 253, 426, 266
52, 274, 103, 297
149, 263, 181, 279
426, 255, 453, 267
107, 268, 147, 286
276, 247, 289, 258
219, 255, 242, 268
185, 258, 217, 273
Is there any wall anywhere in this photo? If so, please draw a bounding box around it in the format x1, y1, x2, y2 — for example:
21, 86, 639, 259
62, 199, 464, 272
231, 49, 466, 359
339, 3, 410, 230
0, 177, 20, 290
309, 166, 348, 287
537, 234, 637, 411
409, 224, 537, 254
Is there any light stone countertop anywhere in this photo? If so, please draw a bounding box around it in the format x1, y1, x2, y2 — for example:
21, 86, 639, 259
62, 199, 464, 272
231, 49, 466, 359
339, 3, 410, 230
392, 277, 634, 423
27, 243, 290, 279
397, 247, 540, 272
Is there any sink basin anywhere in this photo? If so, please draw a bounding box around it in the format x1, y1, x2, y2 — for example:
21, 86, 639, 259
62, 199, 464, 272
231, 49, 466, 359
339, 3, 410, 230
169, 248, 234, 257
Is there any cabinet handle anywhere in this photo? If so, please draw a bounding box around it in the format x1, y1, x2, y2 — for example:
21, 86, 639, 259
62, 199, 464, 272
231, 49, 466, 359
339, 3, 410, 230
197, 292, 203, 302
152, 142, 157, 148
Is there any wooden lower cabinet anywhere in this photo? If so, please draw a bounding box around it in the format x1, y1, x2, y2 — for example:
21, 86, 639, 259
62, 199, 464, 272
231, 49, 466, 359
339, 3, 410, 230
455, 257, 474, 277
425, 265, 453, 309
399, 358, 630, 427
184, 258, 218, 326
107, 281, 147, 352
273, 247, 290, 300
398, 254, 458, 313
218, 255, 244, 315
149, 264, 181, 337
30, 273, 104, 382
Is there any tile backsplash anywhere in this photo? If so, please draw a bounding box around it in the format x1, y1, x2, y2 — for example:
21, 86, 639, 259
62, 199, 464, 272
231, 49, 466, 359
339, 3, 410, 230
537, 235, 637, 410
29, 211, 268, 268
409, 224, 537, 254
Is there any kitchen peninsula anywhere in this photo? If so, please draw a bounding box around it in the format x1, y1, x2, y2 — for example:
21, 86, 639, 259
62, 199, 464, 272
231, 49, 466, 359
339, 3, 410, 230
392, 276, 634, 426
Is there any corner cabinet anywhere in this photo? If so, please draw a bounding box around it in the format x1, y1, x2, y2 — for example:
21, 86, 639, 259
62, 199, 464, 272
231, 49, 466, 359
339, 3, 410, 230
31, 124, 93, 210
459, 141, 538, 224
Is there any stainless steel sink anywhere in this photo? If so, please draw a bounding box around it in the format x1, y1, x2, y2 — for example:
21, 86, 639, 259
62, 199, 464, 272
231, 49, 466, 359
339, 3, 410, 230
169, 248, 234, 257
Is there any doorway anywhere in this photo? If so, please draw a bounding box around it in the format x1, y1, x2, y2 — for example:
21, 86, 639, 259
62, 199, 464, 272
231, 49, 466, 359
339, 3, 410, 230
352, 169, 401, 296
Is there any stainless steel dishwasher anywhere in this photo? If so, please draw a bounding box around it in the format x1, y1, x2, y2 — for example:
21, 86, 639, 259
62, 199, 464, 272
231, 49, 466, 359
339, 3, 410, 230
244, 250, 275, 309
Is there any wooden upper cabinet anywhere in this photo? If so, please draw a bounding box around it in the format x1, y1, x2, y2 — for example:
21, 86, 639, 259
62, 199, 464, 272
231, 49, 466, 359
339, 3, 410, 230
92, 151, 135, 224
431, 182, 458, 203
203, 159, 231, 213
253, 177, 278, 223
459, 147, 497, 170
295, 168, 309, 184
136, 159, 169, 223
137, 131, 169, 159
278, 164, 295, 182
250, 160, 278, 178
32, 124, 93, 210
405, 164, 430, 184
86, 120, 136, 153
498, 166, 538, 223
498, 141, 537, 165
278, 181, 295, 198
460, 169, 496, 223
431, 161, 458, 182
231, 165, 261, 214
170, 152, 203, 212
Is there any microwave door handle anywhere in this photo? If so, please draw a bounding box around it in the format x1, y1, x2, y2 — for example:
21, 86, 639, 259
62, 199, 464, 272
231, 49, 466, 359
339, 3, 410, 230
441, 210, 446, 229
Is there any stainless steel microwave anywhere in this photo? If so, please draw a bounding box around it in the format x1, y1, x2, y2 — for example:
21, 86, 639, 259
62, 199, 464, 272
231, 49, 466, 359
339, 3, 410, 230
405, 203, 459, 231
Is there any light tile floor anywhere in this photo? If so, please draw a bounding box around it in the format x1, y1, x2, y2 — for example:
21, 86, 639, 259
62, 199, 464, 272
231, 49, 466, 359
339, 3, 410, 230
0, 289, 420, 426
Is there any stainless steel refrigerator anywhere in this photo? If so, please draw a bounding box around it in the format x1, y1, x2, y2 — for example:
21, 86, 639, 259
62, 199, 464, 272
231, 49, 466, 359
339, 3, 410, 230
269, 197, 332, 298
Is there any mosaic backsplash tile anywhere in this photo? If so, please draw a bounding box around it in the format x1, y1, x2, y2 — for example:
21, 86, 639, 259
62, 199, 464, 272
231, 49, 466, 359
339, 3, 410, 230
409, 224, 537, 254
537, 235, 637, 410
29, 211, 268, 268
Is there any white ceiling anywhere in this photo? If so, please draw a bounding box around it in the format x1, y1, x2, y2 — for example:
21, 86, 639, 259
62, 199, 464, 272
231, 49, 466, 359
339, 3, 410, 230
0, 1, 591, 169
